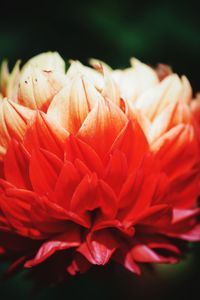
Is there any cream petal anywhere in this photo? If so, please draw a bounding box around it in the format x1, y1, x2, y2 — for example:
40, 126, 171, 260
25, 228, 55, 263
102, 67, 121, 106
0, 98, 33, 157
89, 58, 112, 71
130, 58, 159, 92
18, 66, 67, 111
112, 59, 158, 103
22, 51, 65, 73
112, 69, 138, 102
0, 60, 9, 97
47, 76, 100, 133
150, 123, 194, 153
181, 75, 192, 104
125, 99, 150, 137
135, 74, 183, 120
149, 102, 192, 143
67, 60, 104, 91
6, 60, 21, 101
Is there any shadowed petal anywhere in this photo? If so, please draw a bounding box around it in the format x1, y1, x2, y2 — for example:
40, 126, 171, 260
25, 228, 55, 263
78, 230, 118, 265
25, 225, 80, 267
131, 244, 177, 263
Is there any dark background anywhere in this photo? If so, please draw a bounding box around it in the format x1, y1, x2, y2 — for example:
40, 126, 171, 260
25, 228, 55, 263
0, 0, 200, 299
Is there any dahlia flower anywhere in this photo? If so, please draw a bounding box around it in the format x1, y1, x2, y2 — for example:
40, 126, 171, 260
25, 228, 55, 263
0, 52, 199, 279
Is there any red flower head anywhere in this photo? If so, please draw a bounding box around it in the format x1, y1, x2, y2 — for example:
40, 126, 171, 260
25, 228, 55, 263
0, 53, 199, 279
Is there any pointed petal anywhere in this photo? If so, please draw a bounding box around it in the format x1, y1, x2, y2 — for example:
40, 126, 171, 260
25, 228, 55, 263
18, 66, 67, 111
29, 149, 62, 195
78, 230, 117, 265
65, 135, 104, 176
25, 226, 80, 267
70, 175, 117, 218
101, 67, 121, 106
6, 60, 21, 100
67, 60, 103, 90
70, 174, 98, 215
104, 150, 128, 194
22, 51, 65, 73
78, 99, 127, 159
23, 111, 68, 159
31, 195, 90, 230
152, 124, 199, 186
0, 99, 33, 158
130, 58, 158, 94
113, 247, 141, 274
174, 224, 200, 241
172, 208, 200, 224
149, 102, 192, 143
47, 76, 98, 133
136, 204, 172, 227
135, 74, 183, 120
112, 58, 158, 103
0, 60, 9, 97
4, 140, 31, 189
0, 188, 41, 238
109, 120, 148, 171
181, 76, 192, 103
51, 161, 80, 208
131, 244, 177, 263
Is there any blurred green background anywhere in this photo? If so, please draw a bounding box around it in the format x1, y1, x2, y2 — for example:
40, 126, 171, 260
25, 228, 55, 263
0, 0, 200, 299
0, 0, 200, 91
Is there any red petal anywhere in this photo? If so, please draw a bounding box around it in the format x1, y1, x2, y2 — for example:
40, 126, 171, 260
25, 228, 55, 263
4, 140, 31, 189
175, 224, 200, 241
113, 247, 141, 275
172, 208, 200, 224
24, 111, 68, 159
78, 230, 118, 265
0, 188, 42, 238
70, 175, 117, 218
109, 120, 148, 171
65, 135, 104, 176
137, 204, 172, 228
138, 235, 181, 255
131, 244, 177, 263
77, 98, 127, 159
118, 155, 165, 221
29, 148, 62, 195
104, 150, 128, 194
31, 195, 90, 230
51, 161, 80, 208
25, 225, 80, 267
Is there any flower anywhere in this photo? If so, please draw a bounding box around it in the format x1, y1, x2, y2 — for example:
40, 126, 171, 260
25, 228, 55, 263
0, 52, 199, 280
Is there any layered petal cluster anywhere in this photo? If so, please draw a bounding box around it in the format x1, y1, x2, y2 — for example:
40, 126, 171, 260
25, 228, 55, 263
0, 52, 200, 279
